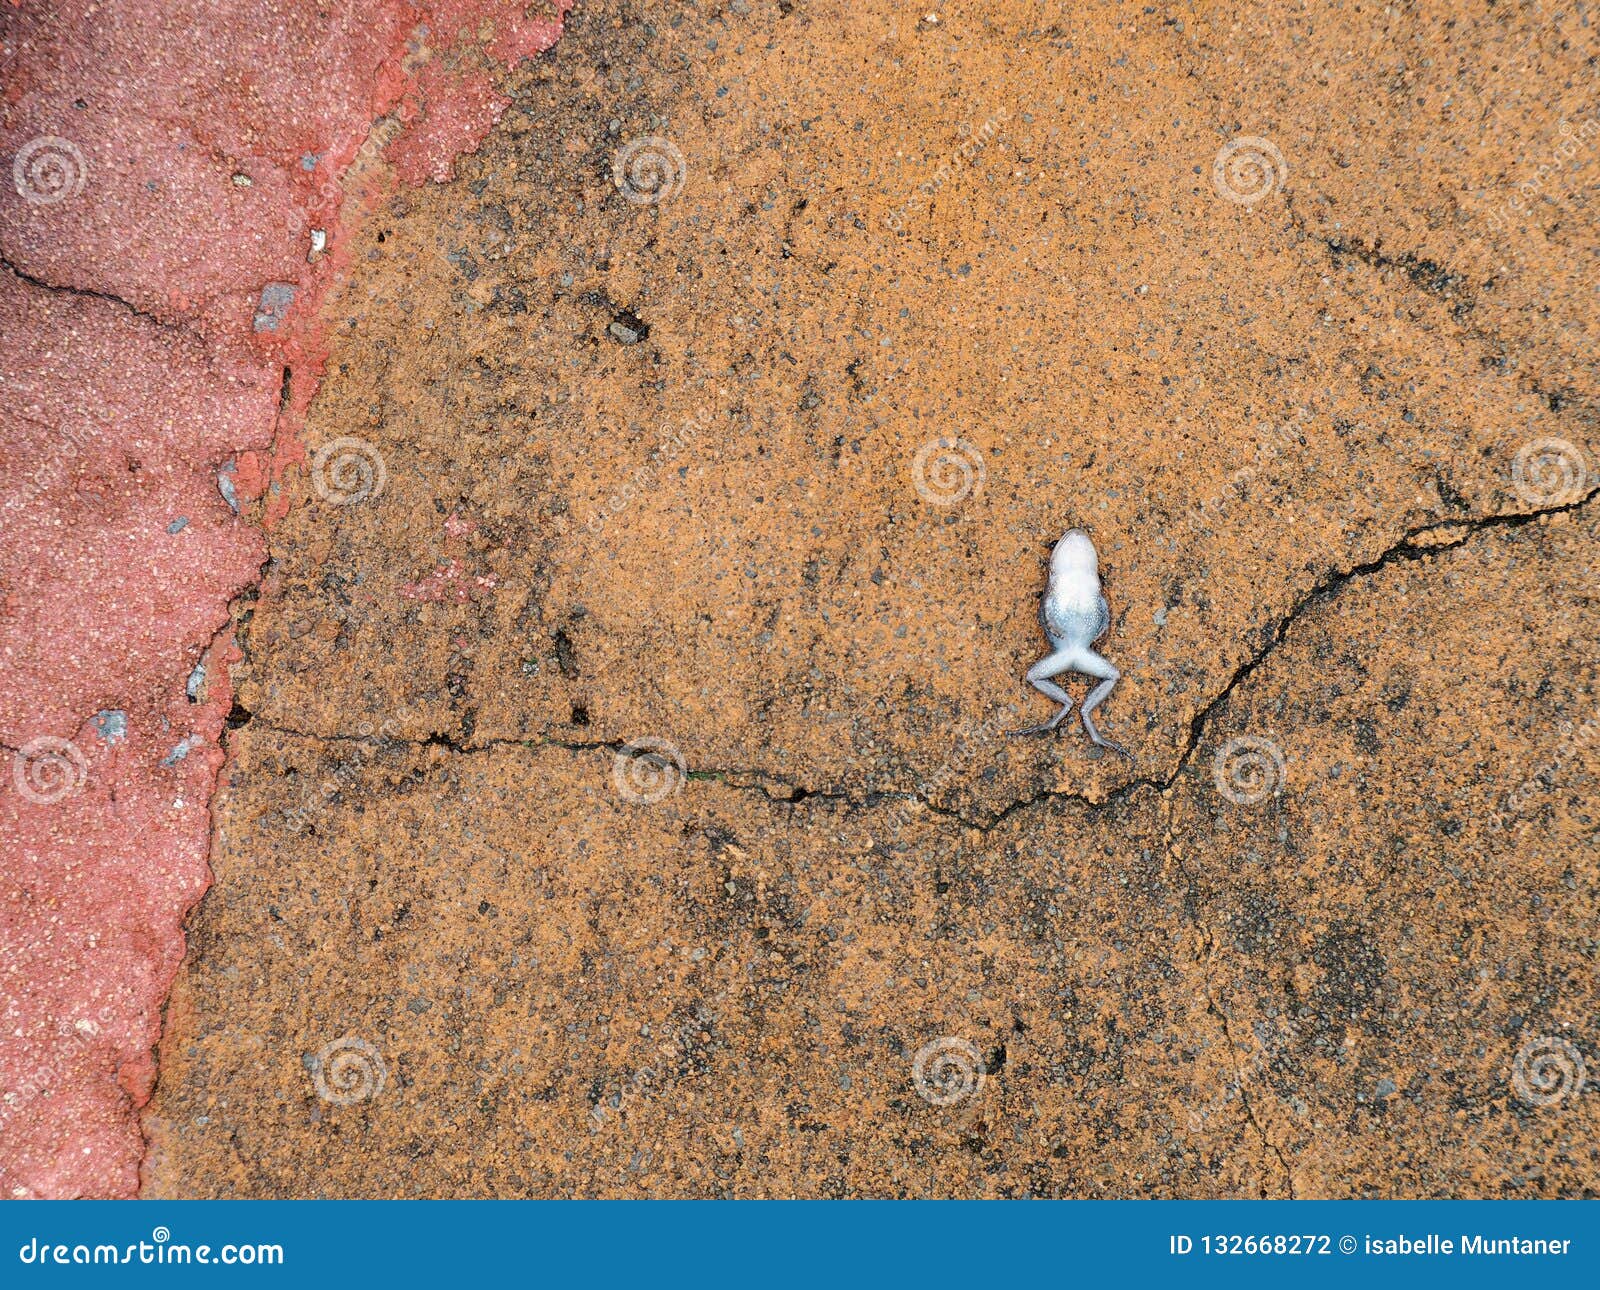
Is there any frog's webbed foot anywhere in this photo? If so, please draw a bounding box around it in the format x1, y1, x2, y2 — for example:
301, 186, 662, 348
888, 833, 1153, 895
1009, 709, 1071, 738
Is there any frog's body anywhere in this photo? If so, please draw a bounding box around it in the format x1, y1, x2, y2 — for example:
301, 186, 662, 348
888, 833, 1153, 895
1012, 529, 1128, 756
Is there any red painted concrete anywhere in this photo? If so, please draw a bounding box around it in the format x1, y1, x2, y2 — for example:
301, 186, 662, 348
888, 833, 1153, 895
0, 0, 570, 1197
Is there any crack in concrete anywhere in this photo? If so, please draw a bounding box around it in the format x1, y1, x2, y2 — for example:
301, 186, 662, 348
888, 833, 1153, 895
1156, 791, 1297, 1199
715, 488, 1599, 828
1144, 490, 1591, 1199
1, 254, 199, 341
236, 717, 978, 822
1205, 988, 1299, 1198
1157, 800, 1297, 1196
241, 488, 1598, 838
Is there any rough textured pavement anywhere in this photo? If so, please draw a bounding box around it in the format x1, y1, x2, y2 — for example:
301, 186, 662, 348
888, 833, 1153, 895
1, 0, 568, 1198
7, 0, 1599, 1197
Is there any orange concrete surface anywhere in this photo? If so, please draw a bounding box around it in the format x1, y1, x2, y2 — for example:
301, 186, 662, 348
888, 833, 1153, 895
5, 0, 1597, 1199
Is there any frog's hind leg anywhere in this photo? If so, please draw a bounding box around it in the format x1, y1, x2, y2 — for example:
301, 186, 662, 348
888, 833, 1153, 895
1009, 647, 1076, 736
1077, 649, 1131, 759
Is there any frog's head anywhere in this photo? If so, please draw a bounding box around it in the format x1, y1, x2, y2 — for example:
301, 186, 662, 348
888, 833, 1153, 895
1049, 528, 1098, 578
